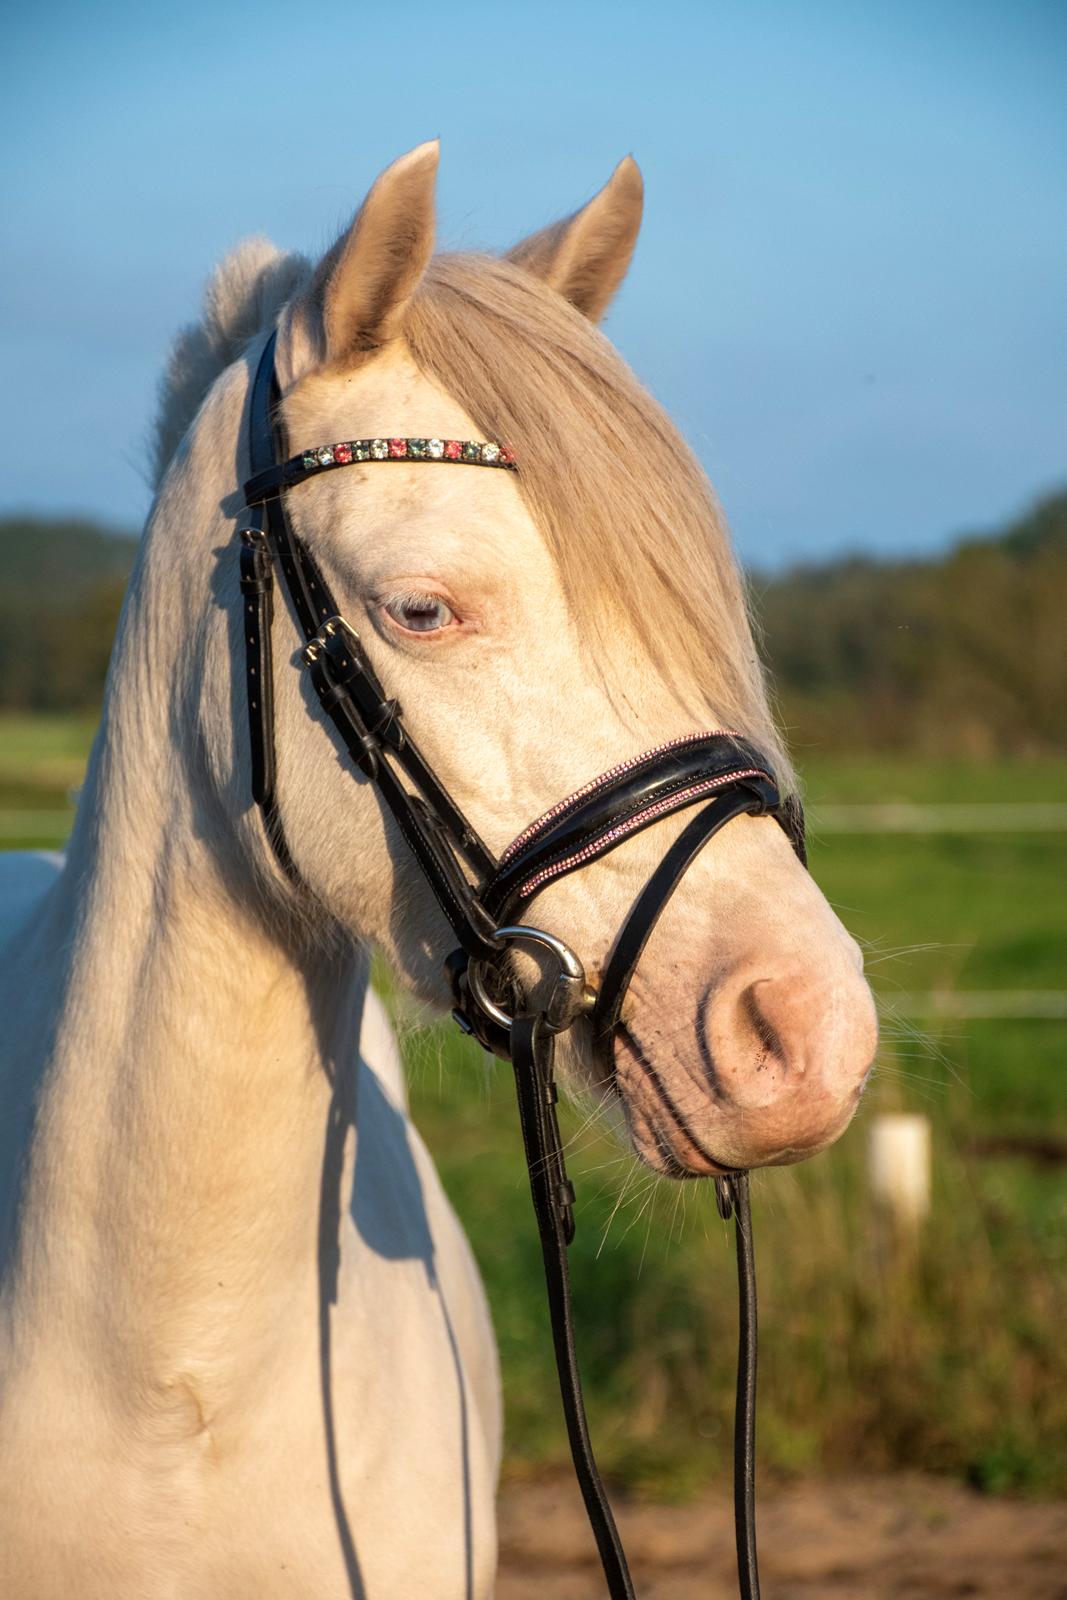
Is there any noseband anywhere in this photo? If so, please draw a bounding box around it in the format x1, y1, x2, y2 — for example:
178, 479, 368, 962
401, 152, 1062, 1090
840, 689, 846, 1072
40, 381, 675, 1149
239, 329, 806, 1600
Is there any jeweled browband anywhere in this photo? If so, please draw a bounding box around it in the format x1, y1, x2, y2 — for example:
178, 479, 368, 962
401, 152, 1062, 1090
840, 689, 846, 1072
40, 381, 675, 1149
244, 434, 515, 507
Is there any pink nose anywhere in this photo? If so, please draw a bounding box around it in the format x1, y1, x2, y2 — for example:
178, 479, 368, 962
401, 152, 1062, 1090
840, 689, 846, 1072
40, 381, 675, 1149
703, 961, 878, 1165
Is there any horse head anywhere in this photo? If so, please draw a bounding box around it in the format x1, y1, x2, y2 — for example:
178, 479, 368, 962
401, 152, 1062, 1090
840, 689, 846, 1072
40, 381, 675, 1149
199, 141, 876, 1176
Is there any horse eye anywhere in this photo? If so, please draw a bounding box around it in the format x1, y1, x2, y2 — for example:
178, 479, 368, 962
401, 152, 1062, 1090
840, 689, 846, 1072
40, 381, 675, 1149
384, 594, 455, 634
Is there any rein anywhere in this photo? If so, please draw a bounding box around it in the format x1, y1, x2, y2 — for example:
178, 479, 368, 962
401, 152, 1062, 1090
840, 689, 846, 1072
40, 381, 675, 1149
239, 328, 806, 1600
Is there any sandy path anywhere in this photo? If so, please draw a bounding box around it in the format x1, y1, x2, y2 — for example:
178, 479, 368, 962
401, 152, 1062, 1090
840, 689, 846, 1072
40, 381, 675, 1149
497, 1474, 1067, 1599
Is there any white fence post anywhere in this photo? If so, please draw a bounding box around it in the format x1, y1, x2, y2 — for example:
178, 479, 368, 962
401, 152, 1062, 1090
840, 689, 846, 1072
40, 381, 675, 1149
868, 1113, 932, 1233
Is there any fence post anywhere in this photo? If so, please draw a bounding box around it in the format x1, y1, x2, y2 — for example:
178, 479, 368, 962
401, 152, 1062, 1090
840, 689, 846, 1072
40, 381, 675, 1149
868, 1113, 932, 1235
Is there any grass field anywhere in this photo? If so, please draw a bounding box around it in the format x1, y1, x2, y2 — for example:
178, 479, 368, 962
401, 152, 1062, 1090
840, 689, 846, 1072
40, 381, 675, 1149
3, 714, 1065, 1497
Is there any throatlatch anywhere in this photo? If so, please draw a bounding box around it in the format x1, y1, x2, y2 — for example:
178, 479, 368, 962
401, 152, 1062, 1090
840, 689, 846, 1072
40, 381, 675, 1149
239, 326, 808, 1600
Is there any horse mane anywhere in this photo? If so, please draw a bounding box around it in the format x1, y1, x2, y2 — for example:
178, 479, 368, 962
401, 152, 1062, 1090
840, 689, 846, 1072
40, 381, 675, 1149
151, 237, 311, 488
153, 237, 790, 788
406, 254, 792, 788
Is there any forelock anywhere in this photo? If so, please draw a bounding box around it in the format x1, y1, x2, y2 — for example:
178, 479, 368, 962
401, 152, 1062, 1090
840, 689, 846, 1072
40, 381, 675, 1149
403, 252, 792, 789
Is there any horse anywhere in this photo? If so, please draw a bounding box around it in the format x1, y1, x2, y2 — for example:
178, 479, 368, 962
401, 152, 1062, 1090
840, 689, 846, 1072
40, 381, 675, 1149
0, 141, 877, 1598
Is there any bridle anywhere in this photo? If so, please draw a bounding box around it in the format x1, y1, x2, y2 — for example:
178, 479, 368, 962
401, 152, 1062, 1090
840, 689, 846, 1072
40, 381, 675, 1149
239, 328, 807, 1600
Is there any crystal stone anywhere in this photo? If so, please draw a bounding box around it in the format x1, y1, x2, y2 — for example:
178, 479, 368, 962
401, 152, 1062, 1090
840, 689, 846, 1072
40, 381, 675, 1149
388, 438, 408, 458
427, 438, 445, 459
371, 439, 389, 459
316, 446, 335, 466
444, 439, 464, 460
462, 441, 481, 462
332, 442, 353, 465
480, 442, 501, 465
353, 441, 371, 461
407, 438, 428, 459
302, 451, 318, 470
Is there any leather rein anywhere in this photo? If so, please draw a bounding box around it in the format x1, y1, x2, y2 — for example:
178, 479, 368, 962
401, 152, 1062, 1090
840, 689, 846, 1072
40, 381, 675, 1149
239, 328, 807, 1600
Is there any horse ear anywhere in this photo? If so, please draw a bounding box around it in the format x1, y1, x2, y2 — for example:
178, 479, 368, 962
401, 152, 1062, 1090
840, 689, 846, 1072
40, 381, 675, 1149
506, 156, 643, 322
312, 140, 439, 366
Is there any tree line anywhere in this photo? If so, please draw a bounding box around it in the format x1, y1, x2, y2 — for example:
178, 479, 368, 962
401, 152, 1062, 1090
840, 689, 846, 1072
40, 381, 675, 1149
754, 489, 1065, 758
1, 491, 1064, 757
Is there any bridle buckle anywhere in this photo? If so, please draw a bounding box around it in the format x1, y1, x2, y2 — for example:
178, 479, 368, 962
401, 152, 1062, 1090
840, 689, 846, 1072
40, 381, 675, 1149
302, 612, 357, 666
467, 924, 596, 1037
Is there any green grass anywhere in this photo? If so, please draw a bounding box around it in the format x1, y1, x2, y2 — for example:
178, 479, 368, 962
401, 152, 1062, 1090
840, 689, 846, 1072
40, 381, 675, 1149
403, 1021, 1067, 1497
3, 714, 1065, 1495
0, 712, 96, 845
0, 713, 99, 773
801, 752, 1067, 805
810, 828, 1067, 1138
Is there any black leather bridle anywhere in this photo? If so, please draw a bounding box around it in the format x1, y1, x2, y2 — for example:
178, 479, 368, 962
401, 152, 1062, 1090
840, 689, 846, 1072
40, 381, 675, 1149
239, 328, 807, 1600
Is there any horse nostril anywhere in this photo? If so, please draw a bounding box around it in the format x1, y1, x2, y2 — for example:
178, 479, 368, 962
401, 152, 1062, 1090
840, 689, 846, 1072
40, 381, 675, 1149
740, 981, 787, 1069
708, 963, 877, 1108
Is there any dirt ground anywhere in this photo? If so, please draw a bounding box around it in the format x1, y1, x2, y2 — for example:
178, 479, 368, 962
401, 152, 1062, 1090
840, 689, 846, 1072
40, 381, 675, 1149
497, 1474, 1067, 1599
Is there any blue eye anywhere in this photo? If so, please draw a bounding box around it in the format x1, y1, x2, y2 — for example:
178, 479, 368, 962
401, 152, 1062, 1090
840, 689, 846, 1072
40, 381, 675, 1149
384, 593, 455, 634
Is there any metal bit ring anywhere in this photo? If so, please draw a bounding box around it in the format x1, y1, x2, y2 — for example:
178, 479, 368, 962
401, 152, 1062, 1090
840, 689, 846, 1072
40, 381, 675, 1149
467, 925, 596, 1035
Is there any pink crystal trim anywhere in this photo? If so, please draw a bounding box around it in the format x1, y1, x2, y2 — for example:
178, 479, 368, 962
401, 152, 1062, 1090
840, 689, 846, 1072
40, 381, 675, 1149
515, 768, 768, 901
499, 731, 742, 866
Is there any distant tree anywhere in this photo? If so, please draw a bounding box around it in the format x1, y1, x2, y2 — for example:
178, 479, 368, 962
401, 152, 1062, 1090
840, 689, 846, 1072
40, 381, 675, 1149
0, 518, 136, 711
753, 489, 1067, 758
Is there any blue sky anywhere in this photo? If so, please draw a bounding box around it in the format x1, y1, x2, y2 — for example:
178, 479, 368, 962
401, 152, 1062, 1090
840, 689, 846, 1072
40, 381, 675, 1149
2, 0, 1064, 568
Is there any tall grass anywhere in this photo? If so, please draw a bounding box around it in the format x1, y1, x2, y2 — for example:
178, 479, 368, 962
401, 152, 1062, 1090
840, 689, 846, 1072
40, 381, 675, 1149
404, 1014, 1067, 1498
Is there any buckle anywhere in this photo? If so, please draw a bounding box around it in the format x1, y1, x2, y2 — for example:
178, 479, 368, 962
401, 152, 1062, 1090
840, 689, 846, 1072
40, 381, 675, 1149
302, 613, 357, 666
466, 925, 596, 1036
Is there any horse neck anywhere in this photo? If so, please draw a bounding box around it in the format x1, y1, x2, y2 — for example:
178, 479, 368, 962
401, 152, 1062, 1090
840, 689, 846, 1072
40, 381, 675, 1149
1, 363, 365, 1393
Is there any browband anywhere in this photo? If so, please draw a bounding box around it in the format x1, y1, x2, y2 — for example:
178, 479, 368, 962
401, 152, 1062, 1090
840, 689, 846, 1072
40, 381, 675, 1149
244, 434, 515, 506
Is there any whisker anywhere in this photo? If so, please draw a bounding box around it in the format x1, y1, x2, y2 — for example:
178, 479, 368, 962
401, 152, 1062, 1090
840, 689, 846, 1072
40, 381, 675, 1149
618, 1178, 660, 1250
561, 1095, 616, 1155
638, 1182, 662, 1277
597, 1164, 653, 1257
